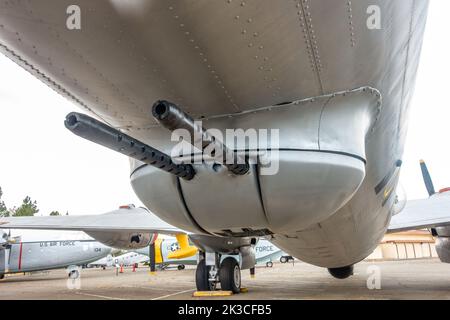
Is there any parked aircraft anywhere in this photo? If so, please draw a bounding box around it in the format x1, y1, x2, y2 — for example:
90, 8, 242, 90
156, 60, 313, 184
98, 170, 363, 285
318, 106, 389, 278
389, 161, 450, 263
89, 235, 289, 271
0, 230, 112, 279
133, 237, 289, 270
89, 252, 147, 269
87, 254, 113, 269
3, 0, 450, 293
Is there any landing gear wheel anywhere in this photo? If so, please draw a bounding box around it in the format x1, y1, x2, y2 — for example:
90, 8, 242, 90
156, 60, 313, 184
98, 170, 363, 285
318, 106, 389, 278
68, 270, 80, 279
219, 257, 241, 294
280, 256, 288, 263
328, 265, 354, 279
195, 260, 216, 291
266, 261, 273, 268
177, 264, 185, 270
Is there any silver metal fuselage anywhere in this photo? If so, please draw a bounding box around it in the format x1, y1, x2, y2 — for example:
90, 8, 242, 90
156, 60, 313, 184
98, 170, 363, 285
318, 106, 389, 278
0, 240, 111, 275
0, 1, 429, 268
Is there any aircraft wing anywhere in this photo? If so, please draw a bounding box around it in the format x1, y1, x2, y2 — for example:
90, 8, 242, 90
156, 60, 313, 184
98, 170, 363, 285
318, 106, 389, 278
388, 193, 450, 233
0, 207, 185, 235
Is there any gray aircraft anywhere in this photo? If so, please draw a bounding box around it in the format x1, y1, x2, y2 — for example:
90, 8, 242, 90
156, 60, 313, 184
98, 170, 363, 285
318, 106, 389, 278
2, 0, 450, 294
0, 229, 112, 279
389, 160, 450, 262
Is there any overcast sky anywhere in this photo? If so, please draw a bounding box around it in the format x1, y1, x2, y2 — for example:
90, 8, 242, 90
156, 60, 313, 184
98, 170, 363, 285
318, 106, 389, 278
1, 1, 449, 240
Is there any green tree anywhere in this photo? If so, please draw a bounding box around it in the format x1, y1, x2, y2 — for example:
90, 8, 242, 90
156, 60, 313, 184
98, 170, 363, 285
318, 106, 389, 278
0, 187, 10, 217
49, 211, 60, 216
12, 196, 39, 217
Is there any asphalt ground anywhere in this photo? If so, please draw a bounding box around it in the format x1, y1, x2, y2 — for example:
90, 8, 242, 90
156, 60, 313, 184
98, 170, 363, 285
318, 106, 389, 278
1, 259, 449, 300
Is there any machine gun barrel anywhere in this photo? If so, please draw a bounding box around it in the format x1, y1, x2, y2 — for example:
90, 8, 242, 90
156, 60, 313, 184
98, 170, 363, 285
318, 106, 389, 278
152, 100, 249, 175
64, 112, 195, 180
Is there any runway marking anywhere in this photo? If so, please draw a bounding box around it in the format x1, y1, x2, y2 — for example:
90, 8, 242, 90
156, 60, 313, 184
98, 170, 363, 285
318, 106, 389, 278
75, 292, 127, 300
248, 284, 325, 292
120, 285, 191, 292
152, 288, 195, 300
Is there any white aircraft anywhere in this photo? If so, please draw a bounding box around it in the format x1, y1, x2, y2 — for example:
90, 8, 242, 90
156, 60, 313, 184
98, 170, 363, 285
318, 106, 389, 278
0, 229, 112, 279
2, 0, 450, 294
87, 255, 113, 269
89, 252, 148, 269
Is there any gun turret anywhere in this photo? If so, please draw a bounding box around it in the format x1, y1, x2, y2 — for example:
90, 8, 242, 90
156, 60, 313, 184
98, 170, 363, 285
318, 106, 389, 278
64, 112, 195, 180
152, 100, 249, 175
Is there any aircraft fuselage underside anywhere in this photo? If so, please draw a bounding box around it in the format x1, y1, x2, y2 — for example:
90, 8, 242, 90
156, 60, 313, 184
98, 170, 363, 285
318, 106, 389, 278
130, 87, 396, 268
0, 0, 429, 271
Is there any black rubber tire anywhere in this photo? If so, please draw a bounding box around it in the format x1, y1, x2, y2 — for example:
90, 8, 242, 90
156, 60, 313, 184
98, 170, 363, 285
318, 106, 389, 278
280, 256, 288, 263
195, 260, 215, 291
266, 261, 273, 268
0, 274, 4, 280
328, 265, 354, 279
68, 270, 80, 279
178, 264, 186, 270
219, 257, 241, 294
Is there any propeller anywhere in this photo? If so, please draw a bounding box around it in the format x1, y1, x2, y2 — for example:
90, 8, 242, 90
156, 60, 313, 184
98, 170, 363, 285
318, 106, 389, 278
0, 229, 20, 248
0, 229, 8, 247
420, 159, 436, 196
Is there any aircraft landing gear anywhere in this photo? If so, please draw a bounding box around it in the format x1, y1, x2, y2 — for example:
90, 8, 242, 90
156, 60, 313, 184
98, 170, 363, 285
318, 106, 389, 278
219, 257, 241, 293
266, 261, 273, 268
195, 259, 217, 291
328, 265, 354, 279
177, 264, 186, 270
68, 269, 80, 279
195, 252, 242, 293
280, 255, 293, 263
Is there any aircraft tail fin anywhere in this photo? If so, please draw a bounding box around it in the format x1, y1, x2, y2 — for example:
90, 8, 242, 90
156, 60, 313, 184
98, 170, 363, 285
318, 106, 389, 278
167, 234, 198, 260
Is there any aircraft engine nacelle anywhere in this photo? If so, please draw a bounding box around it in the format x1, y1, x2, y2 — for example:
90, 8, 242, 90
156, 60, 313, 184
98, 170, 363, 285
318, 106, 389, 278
434, 227, 450, 263
435, 237, 450, 263
238, 245, 256, 270
85, 230, 157, 250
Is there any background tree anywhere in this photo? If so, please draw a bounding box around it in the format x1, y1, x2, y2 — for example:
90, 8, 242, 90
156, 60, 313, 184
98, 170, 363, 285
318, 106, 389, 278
49, 211, 60, 216
0, 187, 9, 217
12, 196, 39, 217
